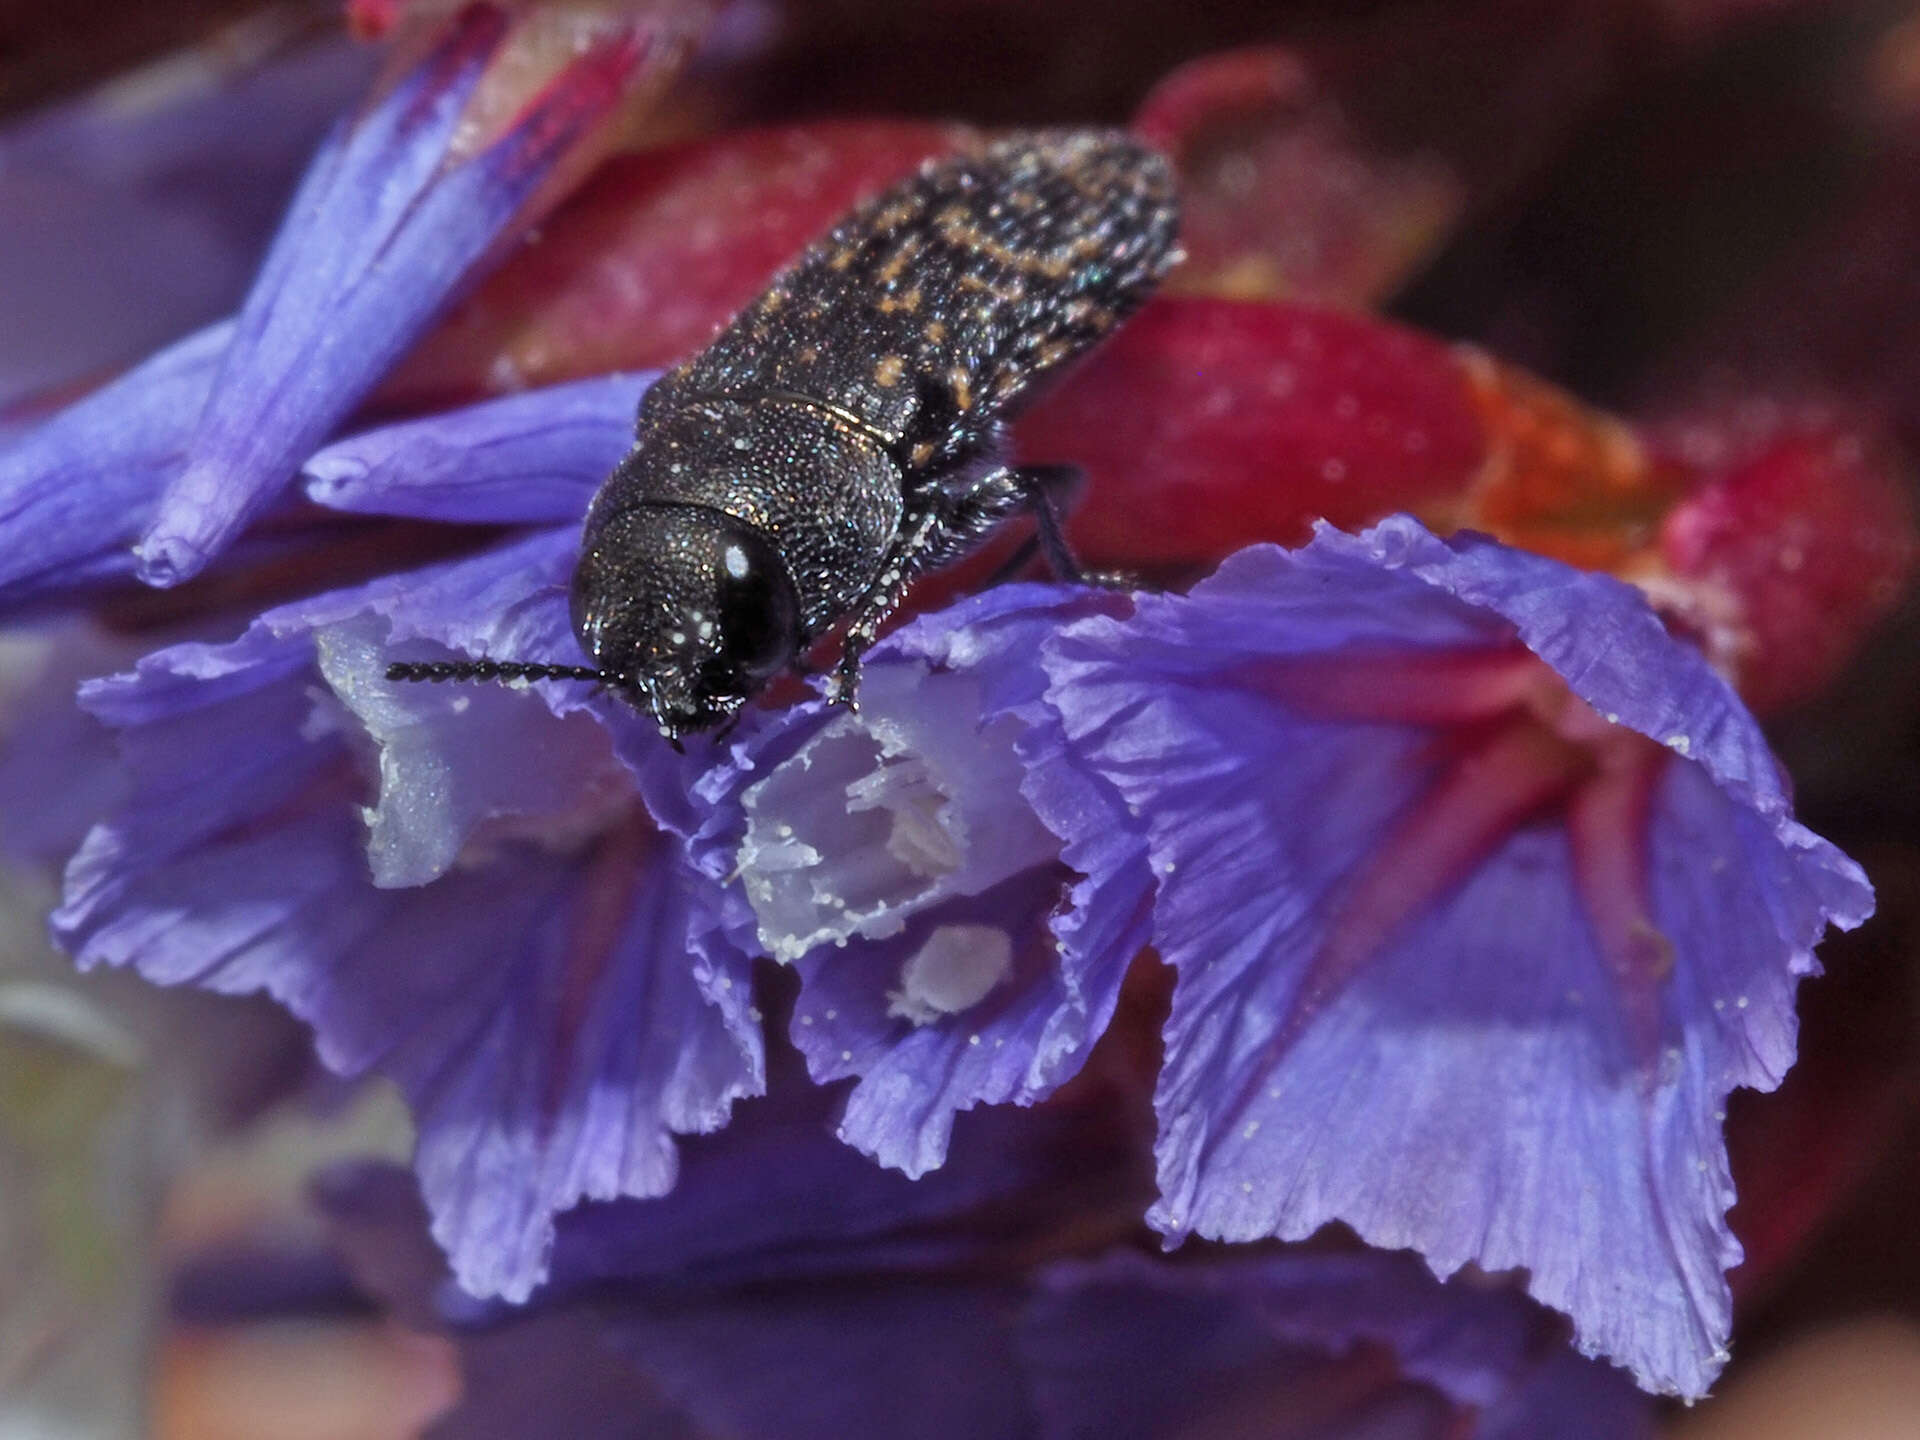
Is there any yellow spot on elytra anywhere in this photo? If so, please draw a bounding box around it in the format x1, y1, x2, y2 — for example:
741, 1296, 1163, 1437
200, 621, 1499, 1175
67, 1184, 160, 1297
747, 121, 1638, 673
877, 238, 924, 285
935, 210, 1070, 280
950, 368, 974, 410
910, 441, 936, 467
798, 345, 820, 364
924, 320, 947, 343
874, 355, 906, 387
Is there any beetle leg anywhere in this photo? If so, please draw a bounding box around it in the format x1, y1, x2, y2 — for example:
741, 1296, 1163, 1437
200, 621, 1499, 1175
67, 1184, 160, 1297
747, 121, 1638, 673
994, 464, 1140, 589
830, 462, 1135, 709
828, 505, 948, 709
1004, 464, 1085, 579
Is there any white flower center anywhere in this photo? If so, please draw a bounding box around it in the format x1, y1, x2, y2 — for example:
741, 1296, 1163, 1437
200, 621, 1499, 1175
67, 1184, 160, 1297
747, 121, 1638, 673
737, 663, 1059, 962
317, 619, 632, 888
886, 924, 1014, 1025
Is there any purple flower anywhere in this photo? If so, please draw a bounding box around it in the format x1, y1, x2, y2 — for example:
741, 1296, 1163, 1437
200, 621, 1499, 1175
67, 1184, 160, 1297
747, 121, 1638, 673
316, 1072, 1650, 1440
701, 583, 1155, 1177
133, 5, 670, 587
1039, 517, 1873, 1397
317, 1051, 1155, 1440
0, 32, 373, 406
0, 2, 701, 607
22, 333, 1867, 1402
717, 514, 1869, 1398
0, 17, 1874, 1405
52, 475, 761, 1301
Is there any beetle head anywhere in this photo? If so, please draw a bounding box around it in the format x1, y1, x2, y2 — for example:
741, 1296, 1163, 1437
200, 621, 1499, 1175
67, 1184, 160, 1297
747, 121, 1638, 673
571, 503, 802, 742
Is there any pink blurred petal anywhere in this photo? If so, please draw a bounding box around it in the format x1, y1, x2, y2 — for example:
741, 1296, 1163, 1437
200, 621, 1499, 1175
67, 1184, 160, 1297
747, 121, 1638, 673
1136, 47, 1464, 306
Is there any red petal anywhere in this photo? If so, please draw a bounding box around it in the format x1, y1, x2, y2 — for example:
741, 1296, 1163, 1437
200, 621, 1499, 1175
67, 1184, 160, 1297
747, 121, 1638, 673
1020, 297, 1488, 567
1654, 403, 1918, 714
1450, 350, 1694, 572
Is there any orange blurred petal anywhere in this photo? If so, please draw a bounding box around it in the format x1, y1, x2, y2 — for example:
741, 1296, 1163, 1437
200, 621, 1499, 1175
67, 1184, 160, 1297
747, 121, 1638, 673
157, 1323, 459, 1440
1445, 348, 1692, 571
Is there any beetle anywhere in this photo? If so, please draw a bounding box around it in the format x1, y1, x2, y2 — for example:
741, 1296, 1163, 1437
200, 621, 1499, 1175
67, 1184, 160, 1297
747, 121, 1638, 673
389, 129, 1181, 742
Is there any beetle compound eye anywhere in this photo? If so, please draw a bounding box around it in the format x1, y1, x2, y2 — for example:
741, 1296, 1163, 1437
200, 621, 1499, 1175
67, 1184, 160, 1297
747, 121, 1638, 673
713, 532, 800, 685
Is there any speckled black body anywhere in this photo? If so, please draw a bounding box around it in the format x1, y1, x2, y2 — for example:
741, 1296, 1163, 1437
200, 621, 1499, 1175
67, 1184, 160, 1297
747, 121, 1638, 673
570, 129, 1181, 739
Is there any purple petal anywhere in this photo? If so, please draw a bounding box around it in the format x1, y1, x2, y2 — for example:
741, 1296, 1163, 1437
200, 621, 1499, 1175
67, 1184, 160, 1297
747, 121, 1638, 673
319, 1097, 1146, 1440
1021, 1250, 1652, 1440
714, 585, 1151, 1176
320, 1119, 1638, 1440
324, 1029, 1153, 1307
135, 8, 639, 584
0, 321, 227, 606
0, 36, 374, 404
1043, 517, 1872, 1397
55, 532, 759, 1302
787, 867, 1103, 1175
301, 372, 650, 523
0, 622, 138, 864
325, 1157, 1035, 1440
597, 1281, 1033, 1440
549, 1075, 1152, 1292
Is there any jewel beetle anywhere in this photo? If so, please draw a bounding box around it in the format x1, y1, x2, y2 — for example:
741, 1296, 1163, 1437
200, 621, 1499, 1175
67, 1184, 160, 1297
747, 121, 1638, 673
390, 129, 1181, 742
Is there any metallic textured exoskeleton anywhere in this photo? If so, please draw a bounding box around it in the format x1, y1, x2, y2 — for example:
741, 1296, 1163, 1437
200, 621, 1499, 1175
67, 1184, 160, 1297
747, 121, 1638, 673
394, 131, 1180, 740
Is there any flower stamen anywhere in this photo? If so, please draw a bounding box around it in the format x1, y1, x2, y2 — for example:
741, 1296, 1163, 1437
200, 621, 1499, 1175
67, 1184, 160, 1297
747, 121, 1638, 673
1565, 727, 1674, 1070
1243, 641, 1674, 1065
1304, 710, 1590, 1038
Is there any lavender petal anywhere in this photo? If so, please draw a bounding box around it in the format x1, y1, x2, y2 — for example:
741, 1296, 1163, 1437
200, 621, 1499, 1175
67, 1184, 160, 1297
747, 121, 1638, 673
1044, 520, 1872, 1396
302, 373, 652, 524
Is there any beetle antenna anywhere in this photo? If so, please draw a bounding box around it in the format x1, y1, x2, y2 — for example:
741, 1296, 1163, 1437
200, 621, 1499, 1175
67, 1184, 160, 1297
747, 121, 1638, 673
385, 659, 614, 686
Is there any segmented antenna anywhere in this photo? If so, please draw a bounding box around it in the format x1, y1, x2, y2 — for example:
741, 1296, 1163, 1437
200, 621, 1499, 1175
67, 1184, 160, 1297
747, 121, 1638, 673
385, 659, 612, 685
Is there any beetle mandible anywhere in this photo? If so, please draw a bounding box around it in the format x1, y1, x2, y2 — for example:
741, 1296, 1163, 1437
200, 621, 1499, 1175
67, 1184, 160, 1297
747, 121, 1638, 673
389, 130, 1181, 743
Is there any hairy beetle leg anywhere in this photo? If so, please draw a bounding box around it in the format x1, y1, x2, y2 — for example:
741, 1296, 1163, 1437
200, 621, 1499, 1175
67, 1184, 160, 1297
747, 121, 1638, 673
830, 506, 948, 710
1012, 464, 1087, 581
986, 465, 1143, 592
831, 460, 1138, 709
